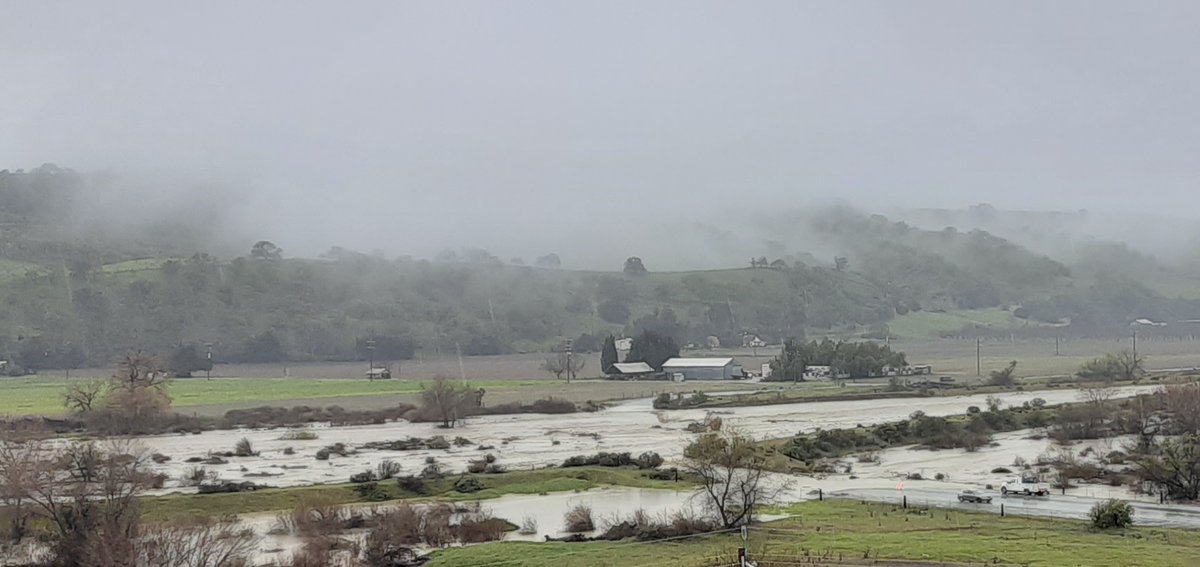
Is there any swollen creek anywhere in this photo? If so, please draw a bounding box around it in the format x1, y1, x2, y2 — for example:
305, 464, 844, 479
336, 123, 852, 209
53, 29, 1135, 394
125, 385, 1156, 564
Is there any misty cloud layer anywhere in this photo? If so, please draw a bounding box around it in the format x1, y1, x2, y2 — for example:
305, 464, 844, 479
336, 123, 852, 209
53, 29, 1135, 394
4, 1, 1200, 266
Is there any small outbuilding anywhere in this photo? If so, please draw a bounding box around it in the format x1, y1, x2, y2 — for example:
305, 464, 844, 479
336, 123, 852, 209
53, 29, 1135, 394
365, 367, 392, 380
609, 362, 655, 379
661, 357, 743, 381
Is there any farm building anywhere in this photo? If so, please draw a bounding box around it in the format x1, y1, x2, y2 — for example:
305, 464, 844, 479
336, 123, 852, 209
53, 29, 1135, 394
609, 362, 655, 379
804, 365, 833, 381
662, 357, 743, 381
365, 367, 392, 379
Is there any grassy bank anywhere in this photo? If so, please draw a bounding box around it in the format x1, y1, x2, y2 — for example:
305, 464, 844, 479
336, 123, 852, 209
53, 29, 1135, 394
141, 467, 691, 522
426, 500, 1200, 567
0, 377, 545, 416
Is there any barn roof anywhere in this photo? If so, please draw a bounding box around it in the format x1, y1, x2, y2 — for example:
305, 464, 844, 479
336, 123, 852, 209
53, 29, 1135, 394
611, 362, 654, 374
662, 357, 735, 369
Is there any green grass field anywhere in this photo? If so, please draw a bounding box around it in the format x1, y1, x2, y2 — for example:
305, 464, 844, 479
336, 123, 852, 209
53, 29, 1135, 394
141, 467, 689, 522
427, 500, 1200, 567
0, 377, 545, 416
0, 257, 40, 282
886, 308, 1030, 340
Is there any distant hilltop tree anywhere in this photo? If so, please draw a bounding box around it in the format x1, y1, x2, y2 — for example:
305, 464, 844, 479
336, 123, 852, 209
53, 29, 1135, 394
536, 253, 562, 268
623, 257, 648, 276
250, 240, 283, 261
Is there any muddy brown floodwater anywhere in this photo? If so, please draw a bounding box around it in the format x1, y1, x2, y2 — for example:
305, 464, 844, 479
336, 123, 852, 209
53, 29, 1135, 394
119, 385, 1159, 565
137, 385, 1154, 492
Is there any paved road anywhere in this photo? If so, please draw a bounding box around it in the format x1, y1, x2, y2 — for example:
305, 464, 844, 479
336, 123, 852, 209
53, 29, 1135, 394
830, 487, 1200, 529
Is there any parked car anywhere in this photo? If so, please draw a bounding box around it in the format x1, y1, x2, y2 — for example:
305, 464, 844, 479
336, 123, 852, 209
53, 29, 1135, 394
957, 489, 993, 504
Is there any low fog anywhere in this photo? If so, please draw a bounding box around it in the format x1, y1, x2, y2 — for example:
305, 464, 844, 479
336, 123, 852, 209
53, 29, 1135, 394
4, 1, 1200, 268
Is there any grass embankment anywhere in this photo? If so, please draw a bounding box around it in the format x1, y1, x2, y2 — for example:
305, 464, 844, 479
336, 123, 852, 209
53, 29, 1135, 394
141, 467, 690, 522
0, 377, 545, 416
426, 500, 1200, 567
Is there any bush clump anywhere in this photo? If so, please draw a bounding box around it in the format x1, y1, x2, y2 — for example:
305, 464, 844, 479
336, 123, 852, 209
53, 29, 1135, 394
561, 451, 663, 469
454, 477, 485, 493
563, 504, 595, 533
1090, 499, 1134, 529
350, 470, 377, 483
397, 475, 429, 495
314, 443, 350, 460
353, 481, 389, 502
376, 459, 402, 479
234, 437, 259, 457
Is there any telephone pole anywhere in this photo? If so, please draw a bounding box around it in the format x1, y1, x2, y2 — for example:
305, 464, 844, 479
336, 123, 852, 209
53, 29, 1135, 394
564, 339, 574, 384
366, 338, 377, 381
976, 338, 981, 377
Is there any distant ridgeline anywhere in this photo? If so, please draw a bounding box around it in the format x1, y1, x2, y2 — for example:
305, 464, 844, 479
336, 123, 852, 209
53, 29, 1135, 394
3, 165, 1200, 371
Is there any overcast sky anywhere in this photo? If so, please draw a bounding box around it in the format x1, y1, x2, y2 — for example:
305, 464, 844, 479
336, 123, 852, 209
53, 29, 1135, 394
3, 1, 1199, 264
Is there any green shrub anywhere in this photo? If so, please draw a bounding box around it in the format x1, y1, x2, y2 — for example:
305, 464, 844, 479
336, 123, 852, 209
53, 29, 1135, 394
1090, 499, 1133, 529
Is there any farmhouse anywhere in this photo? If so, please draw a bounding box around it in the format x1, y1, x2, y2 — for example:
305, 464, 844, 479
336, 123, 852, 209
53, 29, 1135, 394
662, 357, 743, 381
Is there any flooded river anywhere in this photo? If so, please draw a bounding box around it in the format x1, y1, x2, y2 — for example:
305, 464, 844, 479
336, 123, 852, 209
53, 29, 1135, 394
118, 385, 1169, 564
138, 385, 1155, 491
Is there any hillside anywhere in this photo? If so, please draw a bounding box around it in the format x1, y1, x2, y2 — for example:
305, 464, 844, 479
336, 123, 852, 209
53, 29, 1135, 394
0, 249, 893, 369
4, 165, 1200, 370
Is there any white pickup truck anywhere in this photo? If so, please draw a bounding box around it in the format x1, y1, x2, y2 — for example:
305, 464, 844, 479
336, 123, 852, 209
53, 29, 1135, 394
1000, 476, 1050, 496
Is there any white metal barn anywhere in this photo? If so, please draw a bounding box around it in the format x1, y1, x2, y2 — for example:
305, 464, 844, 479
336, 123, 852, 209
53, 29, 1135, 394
661, 357, 743, 380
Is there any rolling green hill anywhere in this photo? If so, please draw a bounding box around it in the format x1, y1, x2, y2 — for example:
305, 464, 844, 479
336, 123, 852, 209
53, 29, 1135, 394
4, 164, 1199, 370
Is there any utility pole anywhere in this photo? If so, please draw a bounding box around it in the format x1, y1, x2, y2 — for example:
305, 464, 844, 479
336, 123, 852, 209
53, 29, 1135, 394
564, 339, 574, 384
1132, 329, 1138, 361
456, 342, 466, 382
366, 338, 377, 381
976, 338, 981, 377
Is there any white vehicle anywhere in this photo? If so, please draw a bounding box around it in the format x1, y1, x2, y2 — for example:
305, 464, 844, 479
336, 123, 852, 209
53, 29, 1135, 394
1000, 476, 1049, 496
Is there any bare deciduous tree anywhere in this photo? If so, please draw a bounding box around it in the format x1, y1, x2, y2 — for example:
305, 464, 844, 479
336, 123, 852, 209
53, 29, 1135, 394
114, 351, 168, 389
1132, 433, 1200, 501
136, 519, 257, 567
540, 352, 585, 381
0, 439, 37, 543
682, 430, 786, 528
417, 376, 483, 428
17, 440, 155, 566
63, 380, 107, 413
1120, 393, 1164, 451
1076, 385, 1116, 437
1163, 382, 1200, 435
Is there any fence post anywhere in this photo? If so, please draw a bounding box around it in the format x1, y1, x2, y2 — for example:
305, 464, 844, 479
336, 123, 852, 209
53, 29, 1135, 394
1000, 503, 1005, 517
903, 495, 907, 509
818, 488, 823, 501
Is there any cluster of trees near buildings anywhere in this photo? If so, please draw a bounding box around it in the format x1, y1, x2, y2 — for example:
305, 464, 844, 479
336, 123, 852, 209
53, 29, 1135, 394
767, 338, 907, 381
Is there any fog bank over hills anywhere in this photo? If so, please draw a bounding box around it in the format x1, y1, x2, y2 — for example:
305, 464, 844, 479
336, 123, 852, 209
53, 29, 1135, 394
6, 2, 1200, 271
